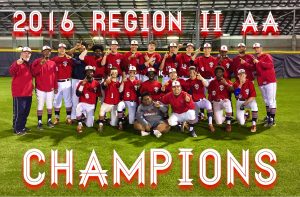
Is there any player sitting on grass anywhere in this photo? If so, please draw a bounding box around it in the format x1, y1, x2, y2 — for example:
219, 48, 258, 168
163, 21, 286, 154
185, 66, 215, 132
160, 80, 198, 137
117, 66, 141, 130
134, 93, 170, 138
75, 66, 101, 133
208, 66, 233, 132
230, 69, 258, 132
98, 67, 121, 132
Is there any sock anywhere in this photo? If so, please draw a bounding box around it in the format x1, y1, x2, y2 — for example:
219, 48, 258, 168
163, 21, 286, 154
266, 106, 270, 118
78, 121, 82, 126
189, 124, 194, 132
207, 111, 213, 125
38, 116, 42, 123
270, 108, 276, 122
54, 109, 60, 119
117, 111, 125, 122
47, 114, 52, 122
99, 119, 104, 125
225, 113, 232, 124
252, 111, 258, 125
66, 108, 71, 118
37, 110, 43, 123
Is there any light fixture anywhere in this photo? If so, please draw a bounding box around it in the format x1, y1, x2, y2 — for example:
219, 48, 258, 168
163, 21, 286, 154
167, 36, 179, 40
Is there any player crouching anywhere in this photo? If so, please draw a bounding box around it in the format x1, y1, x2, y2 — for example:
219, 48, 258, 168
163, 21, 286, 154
75, 66, 101, 133
117, 66, 141, 130
98, 67, 121, 132
208, 66, 233, 132
161, 81, 198, 137
232, 69, 258, 132
134, 93, 170, 138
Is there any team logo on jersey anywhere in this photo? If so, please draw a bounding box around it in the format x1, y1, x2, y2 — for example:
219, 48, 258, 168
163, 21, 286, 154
63, 61, 68, 67
182, 64, 187, 69
245, 89, 249, 95
226, 63, 230, 68
212, 90, 216, 96
201, 67, 204, 72
116, 59, 121, 65
108, 64, 112, 68
154, 87, 159, 93
209, 62, 214, 68
194, 84, 199, 90
219, 85, 224, 91
85, 93, 89, 99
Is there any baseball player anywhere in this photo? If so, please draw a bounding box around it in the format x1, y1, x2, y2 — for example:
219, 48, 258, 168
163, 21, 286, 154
252, 43, 277, 127
159, 42, 180, 85
216, 45, 233, 80
51, 43, 73, 125
185, 66, 215, 132
139, 68, 163, 102
134, 93, 170, 138
76, 65, 101, 133
138, 40, 161, 82
121, 40, 142, 77
232, 43, 256, 81
101, 40, 124, 78
9, 47, 33, 135
160, 81, 197, 137
177, 43, 195, 80
31, 46, 57, 130
161, 68, 186, 93
208, 66, 233, 132
117, 66, 141, 130
231, 69, 258, 132
98, 67, 121, 132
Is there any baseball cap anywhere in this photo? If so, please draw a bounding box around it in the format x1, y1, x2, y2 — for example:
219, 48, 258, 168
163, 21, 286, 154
111, 40, 118, 45
169, 42, 177, 47
253, 43, 261, 48
169, 68, 177, 73
58, 43, 66, 48
85, 65, 95, 71
203, 43, 212, 48
42, 45, 51, 51
129, 66, 136, 71
187, 43, 194, 47
238, 69, 246, 74
172, 80, 181, 87
22, 47, 32, 52
131, 40, 138, 45
237, 43, 246, 47
147, 67, 155, 72
220, 45, 228, 51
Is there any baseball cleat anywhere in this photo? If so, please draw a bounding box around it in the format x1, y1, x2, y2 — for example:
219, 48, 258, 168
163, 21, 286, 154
190, 130, 197, 138
53, 118, 59, 125
263, 116, 269, 123
245, 110, 251, 121
76, 125, 83, 133
208, 124, 215, 132
141, 131, 150, 136
47, 121, 54, 128
24, 127, 31, 132
118, 122, 124, 130
37, 123, 43, 130
250, 125, 257, 133
66, 118, 72, 125
98, 123, 103, 132
15, 130, 27, 136
226, 124, 232, 132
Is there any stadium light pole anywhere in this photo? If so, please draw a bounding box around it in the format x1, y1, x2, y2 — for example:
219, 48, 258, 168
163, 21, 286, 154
24, 26, 29, 47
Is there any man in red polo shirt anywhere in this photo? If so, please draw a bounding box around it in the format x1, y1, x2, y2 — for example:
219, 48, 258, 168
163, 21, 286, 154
177, 43, 196, 80
31, 46, 57, 130
51, 43, 73, 125
9, 47, 33, 135
121, 40, 142, 77
139, 68, 162, 102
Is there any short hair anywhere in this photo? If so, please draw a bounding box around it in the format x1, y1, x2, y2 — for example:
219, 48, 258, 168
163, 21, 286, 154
110, 67, 118, 71
91, 44, 104, 52
149, 40, 157, 46
141, 92, 151, 100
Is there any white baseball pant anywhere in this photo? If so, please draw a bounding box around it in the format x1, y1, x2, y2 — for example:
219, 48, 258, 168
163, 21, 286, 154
76, 102, 95, 127
194, 98, 212, 122
53, 80, 72, 109
71, 79, 81, 119
117, 101, 137, 124
236, 100, 258, 125
259, 82, 277, 108
213, 99, 232, 125
168, 109, 196, 126
100, 102, 118, 126
36, 89, 54, 110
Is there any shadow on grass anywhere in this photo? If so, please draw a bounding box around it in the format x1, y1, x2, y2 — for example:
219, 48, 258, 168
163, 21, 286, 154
0, 119, 271, 147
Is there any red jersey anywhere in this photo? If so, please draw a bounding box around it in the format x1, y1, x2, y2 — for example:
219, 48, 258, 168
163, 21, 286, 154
232, 54, 256, 81
104, 53, 123, 76
9, 61, 34, 97
51, 56, 73, 80
162, 78, 187, 93
185, 78, 206, 101
215, 56, 233, 80
161, 91, 195, 114
208, 78, 233, 101
194, 55, 218, 79
122, 78, 141, 102
161, 55, 179, 76
177, 53, 193, 77
31, 58, 58, 92
122, 51, 142, 74
77, 80, 101, 105
255, 54, 276, 86
84, 56, 105, 78
140, 80, 162, 101
139, 52, 161, 75
233, 79, 256, 100
103, 80, 121, 105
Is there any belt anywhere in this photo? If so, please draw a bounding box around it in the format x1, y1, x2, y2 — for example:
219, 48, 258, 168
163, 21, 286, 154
58, 78, 70, 82
195, 98, 205, 102
238, 99, 246, 101
94, 77, 102, 81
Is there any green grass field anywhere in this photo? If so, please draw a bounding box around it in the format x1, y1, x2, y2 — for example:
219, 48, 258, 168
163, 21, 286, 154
0, 77, 299, 196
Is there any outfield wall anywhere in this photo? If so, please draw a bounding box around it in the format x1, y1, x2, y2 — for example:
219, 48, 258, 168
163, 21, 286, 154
1, 52, 300, 78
